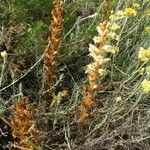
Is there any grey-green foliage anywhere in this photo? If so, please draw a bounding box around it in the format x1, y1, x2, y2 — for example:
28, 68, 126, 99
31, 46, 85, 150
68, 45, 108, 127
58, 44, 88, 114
16, 20, 48, 55
111, 0, 150, 84
9, 0, 53, 23
1, 0, 53, 57
62, 0, 102, 55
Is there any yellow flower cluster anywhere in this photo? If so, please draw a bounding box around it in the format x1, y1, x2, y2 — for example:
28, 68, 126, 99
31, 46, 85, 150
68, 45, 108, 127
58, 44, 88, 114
108, 21, 121, 41
146, 9, 150, 16
138, 47, 150, 62
138, 47, 150, 93
146, 65, 150, 76
138, 67, 145, 75
108, 5, 139, 42
109, 5, 138, 21
132, 3, 140, 9
144, 26, 150, 32
138, 66, 150, 76
109, 10, 125, 21
110, 22, 120, 31
108, 31, 120, 41
141, 79, 150, 93
124, 7, 137, 17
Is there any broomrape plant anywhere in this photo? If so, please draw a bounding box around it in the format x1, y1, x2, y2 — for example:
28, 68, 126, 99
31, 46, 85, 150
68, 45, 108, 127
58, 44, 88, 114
10, 96, 41, 150
78, 18, 122, 130
43, 0, 64, 106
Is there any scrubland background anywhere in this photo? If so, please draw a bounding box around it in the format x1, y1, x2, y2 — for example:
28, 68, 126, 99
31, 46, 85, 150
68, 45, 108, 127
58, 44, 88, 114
0, 0, 150, 150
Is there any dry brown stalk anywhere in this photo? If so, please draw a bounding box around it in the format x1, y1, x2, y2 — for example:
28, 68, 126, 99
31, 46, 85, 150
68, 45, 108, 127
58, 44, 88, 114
78, 21, 110, 131
10, 96, 40, 150
43, 0, 64, 106
102, 0, 111, 20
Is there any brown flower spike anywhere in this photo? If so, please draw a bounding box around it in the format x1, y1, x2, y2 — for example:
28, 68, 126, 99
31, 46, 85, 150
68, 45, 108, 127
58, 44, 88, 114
44, 0, 64, 88
78, 21, 110, 131
11, 96, 40, 150
43, 0, 64, 106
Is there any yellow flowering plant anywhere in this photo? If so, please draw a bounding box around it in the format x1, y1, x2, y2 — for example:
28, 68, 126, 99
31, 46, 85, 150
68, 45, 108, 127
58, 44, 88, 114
138, 47, 150, 62
141, 79, 150, 93
124, 7, 137, 17
144, 26, 150, 32
138, 46, 150, 93
132, 3, 140, 9
146, 8, 150, 16
110, 22, 120, 31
